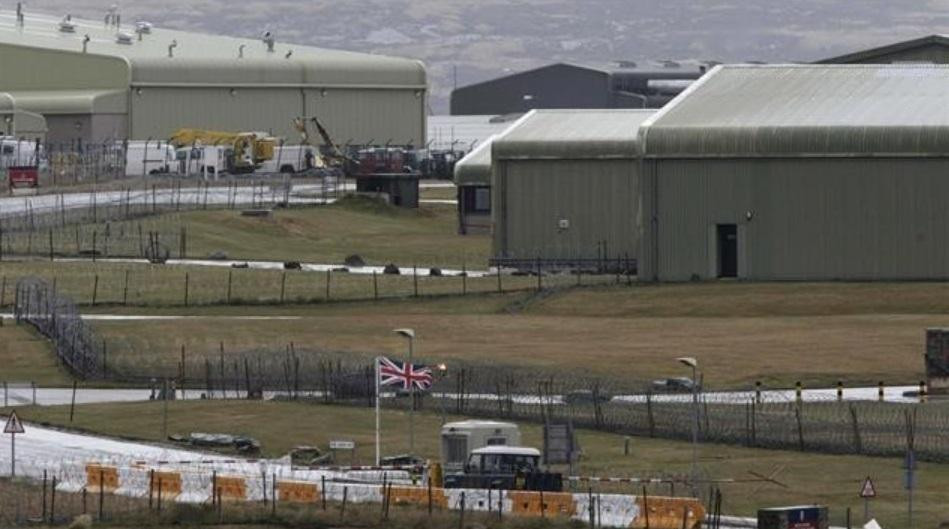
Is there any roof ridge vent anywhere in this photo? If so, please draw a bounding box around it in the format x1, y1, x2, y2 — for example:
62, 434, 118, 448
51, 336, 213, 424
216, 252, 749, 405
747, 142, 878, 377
135, 21, 153, 34
116, 30, 134, 45
59, 14, 77, 33
261, 30, 276, 52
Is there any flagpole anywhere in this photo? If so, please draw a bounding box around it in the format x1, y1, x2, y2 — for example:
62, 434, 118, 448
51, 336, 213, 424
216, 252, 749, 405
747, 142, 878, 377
375, 355, 381, 466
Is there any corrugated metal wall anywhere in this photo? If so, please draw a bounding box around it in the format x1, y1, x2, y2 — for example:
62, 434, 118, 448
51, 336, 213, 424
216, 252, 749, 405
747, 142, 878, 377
305, 88, 426, 146
131, 87, 424, 144
648, 157, 949, 281
494, 159, 640, 261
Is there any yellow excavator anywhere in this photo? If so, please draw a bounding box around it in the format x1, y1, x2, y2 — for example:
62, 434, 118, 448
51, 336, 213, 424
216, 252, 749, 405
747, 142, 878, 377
291, 116, 354, 172
169, 128, 277, 174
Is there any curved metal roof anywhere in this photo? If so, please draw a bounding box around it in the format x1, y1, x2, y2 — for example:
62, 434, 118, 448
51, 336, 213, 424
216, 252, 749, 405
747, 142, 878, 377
453, 133, 496, 186
643, 64, 949, 157
492, 109, 655, 160
0, 11, 425, 88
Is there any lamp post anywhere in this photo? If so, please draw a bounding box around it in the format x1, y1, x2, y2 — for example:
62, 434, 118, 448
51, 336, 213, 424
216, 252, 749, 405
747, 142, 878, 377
436, 363, 448, 424
676, 356, 700, 496
394, 328, 416, 456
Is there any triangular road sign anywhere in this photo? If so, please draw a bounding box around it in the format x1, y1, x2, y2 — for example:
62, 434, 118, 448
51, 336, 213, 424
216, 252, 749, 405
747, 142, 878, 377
3, 411, 25, 434
860, 476, 876, 498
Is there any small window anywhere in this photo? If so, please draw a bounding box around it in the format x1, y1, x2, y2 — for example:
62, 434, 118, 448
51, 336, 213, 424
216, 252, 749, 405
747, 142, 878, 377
1, 145, 14, 155
486, 437, 507, 446
474, 187, 491, 212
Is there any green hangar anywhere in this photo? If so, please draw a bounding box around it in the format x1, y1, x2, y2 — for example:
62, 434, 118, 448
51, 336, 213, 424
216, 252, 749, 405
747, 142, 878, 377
491, 65, 949, 281
0, 10, 426, 144
490, 109, 653, 270
642, 64, 949, 281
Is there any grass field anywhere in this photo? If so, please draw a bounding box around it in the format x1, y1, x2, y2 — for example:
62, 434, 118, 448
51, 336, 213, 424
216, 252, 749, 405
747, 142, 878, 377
10, 399, 948, 528
82, 280, 949, 389
2, 195, 486, 269
0, 325, 73, 386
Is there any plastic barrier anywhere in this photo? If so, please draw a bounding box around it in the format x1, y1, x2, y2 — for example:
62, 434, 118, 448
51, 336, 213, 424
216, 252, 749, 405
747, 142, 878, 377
85, 464, 120, 492
153, 470, 183, 500
386, 485, 448, 509
279, 480, 320, 503
509, 490, 576, 517
215, 476, 247, 501
632, 496, 705, 529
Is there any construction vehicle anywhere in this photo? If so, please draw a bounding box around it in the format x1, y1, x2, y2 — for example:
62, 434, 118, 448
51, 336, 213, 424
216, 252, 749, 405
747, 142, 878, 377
291, 116, 352, 173
168, 129, 276, 174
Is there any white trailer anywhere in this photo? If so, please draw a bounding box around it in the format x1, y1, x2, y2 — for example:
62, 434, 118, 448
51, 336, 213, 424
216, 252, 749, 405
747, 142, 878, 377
125, 141, 177, 177
440, 420, 521, 472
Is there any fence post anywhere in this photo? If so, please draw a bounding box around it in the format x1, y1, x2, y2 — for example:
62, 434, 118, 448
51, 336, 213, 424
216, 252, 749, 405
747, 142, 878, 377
280, 272, 287, 304
184, 272, 189, 307
373, 271, 379, 300
98, 469, 104, 521
49, 476, 57, 524
226, 270, 233, 304
413, 265, 419, 297
325, 270, 331, 300
878, 381, 885, 402
496, 266, 502, 293
48, 228, 54, 261
122, 270, 130, 305
92, 230, 97, 262
91, 275, 99, 306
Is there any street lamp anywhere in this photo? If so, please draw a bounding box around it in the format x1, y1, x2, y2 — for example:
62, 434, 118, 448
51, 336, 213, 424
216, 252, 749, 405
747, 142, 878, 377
676, 356, 700, 496
393, 328, 416, 456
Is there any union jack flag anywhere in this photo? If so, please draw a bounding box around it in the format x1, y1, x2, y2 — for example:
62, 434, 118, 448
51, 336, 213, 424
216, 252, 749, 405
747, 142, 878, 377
378, 356, 433, 391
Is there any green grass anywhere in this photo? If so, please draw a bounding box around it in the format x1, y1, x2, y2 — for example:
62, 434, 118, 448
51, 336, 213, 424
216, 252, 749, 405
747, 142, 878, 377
0, 325, 73, 386
11, 399, 949, 528
82, 280, 949, 388
1, 195, 485, 269
0, 259, 580, 308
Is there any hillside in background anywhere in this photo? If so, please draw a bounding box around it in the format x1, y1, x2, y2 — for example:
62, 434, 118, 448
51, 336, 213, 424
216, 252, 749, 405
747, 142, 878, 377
23, 0, 949, 112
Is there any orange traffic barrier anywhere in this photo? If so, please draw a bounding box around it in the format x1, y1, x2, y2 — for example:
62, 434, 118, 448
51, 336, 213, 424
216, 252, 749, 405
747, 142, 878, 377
215, 476, 247, 501
152, 471, 183, 498
386, 485, 448, 508
631, 496, 705, 529
86, 464, 119, 492
510, 490, 576, 517
279, 480, 319, 503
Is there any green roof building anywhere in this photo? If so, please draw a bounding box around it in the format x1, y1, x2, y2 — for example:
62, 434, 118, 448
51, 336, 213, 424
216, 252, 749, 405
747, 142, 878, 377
0, 9, 426, 144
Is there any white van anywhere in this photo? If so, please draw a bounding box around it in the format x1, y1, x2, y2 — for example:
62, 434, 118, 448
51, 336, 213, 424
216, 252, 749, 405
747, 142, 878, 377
176, 145, 230, 179
125, 140, 177, 177
256, 145, 320, 174
0, 137, 42, 168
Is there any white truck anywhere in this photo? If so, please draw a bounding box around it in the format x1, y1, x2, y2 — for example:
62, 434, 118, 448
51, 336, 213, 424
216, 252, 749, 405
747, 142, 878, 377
0, 137, 42, 168
256, 145, 320, 174
440, 420, 521, 473
125, 140, 177, 177
176, 145, 230, 178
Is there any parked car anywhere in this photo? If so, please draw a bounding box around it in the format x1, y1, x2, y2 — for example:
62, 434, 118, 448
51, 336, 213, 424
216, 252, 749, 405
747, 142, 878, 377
651, 377, 698, 393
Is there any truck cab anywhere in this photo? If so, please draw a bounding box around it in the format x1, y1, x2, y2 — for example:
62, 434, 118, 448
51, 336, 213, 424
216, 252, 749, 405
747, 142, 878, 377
443, 446, 562, 491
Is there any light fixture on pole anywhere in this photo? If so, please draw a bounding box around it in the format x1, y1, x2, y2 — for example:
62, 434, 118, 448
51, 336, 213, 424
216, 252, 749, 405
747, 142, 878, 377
393, 328, 417, 456
676, 356, 700, 496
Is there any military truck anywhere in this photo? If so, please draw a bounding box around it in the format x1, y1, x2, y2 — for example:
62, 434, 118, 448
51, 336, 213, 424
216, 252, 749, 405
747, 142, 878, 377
442, 446, 562, 492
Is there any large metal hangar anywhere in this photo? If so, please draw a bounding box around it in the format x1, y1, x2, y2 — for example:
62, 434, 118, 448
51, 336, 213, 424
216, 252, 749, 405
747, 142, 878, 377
639, 64, 949, 281
0, 9, 426, 145
491, 109, 654, 271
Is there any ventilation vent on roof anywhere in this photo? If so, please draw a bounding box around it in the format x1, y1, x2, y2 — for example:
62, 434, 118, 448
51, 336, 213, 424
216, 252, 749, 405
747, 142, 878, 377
615, 60, 637, 68
660, 60, 681, 68
261, 30, 276, 52
59, 15, 77, 33
135, 21, 153, 34
116, 31, 134, 45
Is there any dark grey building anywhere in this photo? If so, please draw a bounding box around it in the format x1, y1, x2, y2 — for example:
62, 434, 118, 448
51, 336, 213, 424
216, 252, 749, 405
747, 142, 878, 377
450, 62, 708, 115
818, 35, 949, 64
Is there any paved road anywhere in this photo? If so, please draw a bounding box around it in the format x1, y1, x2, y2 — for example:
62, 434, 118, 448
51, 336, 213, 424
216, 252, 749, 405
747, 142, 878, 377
55, 257, 490, 277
